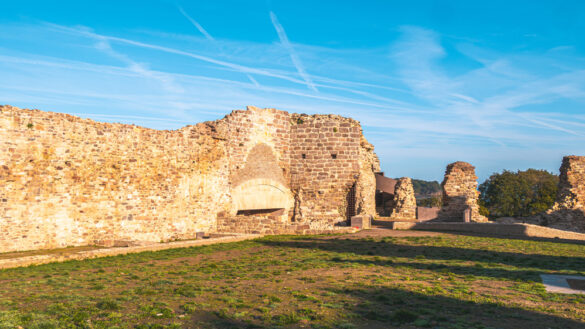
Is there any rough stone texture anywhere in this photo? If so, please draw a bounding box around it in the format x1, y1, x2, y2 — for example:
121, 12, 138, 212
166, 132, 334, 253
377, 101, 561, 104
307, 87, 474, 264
288, 113, 379, 228
0, 105, 230, 253
438, 161, 487, 222
389, 177, 417, 220
0, 105, 378, 252
216, 213, 358, 235
540, 156, 585, 232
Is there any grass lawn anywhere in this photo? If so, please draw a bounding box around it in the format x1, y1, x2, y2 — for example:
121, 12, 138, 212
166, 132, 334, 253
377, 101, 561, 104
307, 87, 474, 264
0, 232, 584, 328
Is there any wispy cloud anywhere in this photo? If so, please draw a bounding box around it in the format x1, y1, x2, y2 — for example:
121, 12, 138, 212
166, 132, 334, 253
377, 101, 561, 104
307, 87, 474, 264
93, 36, 184, 94
46, 23, 309, 86
177, 6, 214, 41
390, 25, 585, 142
1, 19, 584, 181
269, 11, 318, 92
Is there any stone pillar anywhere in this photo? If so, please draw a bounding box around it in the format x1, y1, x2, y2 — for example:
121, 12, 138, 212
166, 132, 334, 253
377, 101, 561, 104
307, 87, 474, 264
389, 177, 417, 221
543, 156, 585, 232
438, 161, 487, 222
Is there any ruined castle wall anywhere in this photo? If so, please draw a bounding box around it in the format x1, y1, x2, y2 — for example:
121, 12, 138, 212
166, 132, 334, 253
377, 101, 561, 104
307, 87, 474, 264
542, 156, 585, 232
555, 156, 585, 208
290, 114, 363, 226
225, 107, 291, 189
222, 107, 293, 220
0, 105, 230, 252
356, 136, 379, 217
438, 161, 487, 222
0, 105, 379, 250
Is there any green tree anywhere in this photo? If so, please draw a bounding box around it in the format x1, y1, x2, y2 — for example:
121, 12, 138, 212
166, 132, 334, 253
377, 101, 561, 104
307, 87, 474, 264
411, 179, 441, 196
417, 195, 442, 207
478, 169, 558, 219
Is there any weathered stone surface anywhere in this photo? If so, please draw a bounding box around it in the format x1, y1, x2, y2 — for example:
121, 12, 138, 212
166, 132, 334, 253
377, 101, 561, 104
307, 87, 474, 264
438, 161, 487, 222
540, 156, 585, 232
288, 112, 379, 227
0, 105, 378, 252
389, 177, 417, 220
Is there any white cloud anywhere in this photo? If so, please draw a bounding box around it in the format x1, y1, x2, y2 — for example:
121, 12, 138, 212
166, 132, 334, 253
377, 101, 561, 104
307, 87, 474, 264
1, 21, 584, 180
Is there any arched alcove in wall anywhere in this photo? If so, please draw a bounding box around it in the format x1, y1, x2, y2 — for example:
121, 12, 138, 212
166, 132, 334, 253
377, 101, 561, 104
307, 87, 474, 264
231, 143, 293, 215
232, 179, 293, 212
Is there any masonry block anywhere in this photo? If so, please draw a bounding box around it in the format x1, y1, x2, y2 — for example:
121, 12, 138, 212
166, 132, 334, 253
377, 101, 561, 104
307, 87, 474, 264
351, 215, 372, 229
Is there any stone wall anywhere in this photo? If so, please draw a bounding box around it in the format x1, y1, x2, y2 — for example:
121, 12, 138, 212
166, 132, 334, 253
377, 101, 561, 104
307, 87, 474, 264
438, 161, 487, 222
289, 113, 378, 227
223, 107, 294, 222
541, 156, 585, 232
0, 105, 231, 252
0, 105, 378, 252
357, 136, 379, 217
389, 177, 417, 220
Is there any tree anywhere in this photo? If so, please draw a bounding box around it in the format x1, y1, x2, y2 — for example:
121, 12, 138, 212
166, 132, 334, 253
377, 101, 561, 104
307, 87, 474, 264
411, 179, 441, 196
478, 169, 558, 219
417, 195, 442, 208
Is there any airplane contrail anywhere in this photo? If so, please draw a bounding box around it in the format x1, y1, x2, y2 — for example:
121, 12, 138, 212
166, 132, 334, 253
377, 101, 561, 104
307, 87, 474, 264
269, 11, 318, 92
178, 6, 215, 41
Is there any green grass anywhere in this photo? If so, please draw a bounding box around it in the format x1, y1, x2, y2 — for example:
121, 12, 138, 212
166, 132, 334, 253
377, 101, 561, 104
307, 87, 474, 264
0, 234, 584, 328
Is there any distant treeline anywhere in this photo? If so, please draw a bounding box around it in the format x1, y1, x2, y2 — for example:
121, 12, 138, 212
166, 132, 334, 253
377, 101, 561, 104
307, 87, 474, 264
411, 179, 441, 196
410, 179, 442, 208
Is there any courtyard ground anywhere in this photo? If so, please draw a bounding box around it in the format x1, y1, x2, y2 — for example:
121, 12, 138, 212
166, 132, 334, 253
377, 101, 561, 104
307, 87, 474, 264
0, 228, 584, 329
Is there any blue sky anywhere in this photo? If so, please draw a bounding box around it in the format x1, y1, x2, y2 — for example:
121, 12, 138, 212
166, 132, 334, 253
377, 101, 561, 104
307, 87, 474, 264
1, 0, 584, 182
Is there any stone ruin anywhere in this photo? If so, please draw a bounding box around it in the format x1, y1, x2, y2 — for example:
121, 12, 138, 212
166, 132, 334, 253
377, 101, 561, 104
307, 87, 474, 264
375, 174, 436, 221
538, 156, 585, 232
438, 161, 487, 222
2, 104, 583, 254
388, 177, 417, 220
0, 105, 379, 253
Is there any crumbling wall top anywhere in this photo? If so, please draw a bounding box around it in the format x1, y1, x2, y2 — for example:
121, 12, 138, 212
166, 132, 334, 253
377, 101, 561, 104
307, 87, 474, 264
557, 155, 585, 207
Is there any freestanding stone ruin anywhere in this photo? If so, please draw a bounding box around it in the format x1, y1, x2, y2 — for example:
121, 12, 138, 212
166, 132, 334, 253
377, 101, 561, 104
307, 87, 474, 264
438, 161, 487, 222
541, 156, 585, 232
0, 105, 379, 252
389, 177, 417, 220
375, 174, 434, 221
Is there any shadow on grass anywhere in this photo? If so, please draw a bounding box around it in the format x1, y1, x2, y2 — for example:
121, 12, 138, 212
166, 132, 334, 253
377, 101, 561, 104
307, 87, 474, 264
335, 285, 585, 329
258, 237, 585, 276
185, 281, 585, 329
187, 310, 268, 329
